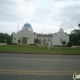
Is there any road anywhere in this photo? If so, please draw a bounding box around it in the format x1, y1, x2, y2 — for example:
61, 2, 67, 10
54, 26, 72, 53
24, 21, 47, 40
0, 53, 80, 80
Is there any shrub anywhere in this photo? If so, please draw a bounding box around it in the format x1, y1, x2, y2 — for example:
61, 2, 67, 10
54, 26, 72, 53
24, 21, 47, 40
78, 40, 80, 45
62, 40, 66, 46
30, 44, 35, 45
34, 38, 40, 48
7, 40, 12, 44
12, 43, 18, 45
61, 40, 66, 50
17, 39, 21, 45
67, 42, 73, 47
0, 39, 4, 43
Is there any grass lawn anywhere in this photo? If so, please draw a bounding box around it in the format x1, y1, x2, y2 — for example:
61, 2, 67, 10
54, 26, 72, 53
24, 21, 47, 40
0, 45, 80, 55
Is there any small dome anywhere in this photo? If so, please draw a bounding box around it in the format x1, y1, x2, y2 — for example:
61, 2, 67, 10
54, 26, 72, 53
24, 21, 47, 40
23, 23, 32, 27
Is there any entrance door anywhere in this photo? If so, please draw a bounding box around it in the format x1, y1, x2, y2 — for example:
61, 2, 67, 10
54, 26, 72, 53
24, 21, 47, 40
22, 37, 27, 44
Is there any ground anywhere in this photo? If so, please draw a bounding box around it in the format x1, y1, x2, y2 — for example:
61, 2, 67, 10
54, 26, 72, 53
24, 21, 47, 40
0, 45, 80, 55
0, 53, 80, 80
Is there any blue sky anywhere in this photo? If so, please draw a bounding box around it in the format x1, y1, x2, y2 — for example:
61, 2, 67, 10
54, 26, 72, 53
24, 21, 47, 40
0, 0, 80, 34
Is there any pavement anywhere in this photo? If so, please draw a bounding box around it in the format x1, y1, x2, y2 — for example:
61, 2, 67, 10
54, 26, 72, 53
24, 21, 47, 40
0, 53, 80, 80
0, 74, 73, 80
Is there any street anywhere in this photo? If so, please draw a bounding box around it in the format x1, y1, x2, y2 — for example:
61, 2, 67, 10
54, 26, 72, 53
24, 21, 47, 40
0, 53, 80, 80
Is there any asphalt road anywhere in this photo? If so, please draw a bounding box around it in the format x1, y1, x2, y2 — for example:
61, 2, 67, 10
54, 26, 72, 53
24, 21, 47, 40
0, 74, 73, 80
0, 53, 80, 80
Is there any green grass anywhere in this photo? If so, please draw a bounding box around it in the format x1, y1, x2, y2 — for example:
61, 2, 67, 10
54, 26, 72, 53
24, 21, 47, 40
0, 45, 80, 55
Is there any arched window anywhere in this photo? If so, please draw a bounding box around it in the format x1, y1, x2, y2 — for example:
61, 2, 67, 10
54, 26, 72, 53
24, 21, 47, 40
43, 39, 46, 44
47, 39, 50, 41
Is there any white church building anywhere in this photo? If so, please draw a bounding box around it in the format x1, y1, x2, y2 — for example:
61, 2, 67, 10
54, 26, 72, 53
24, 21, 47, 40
12, 23, 69, 46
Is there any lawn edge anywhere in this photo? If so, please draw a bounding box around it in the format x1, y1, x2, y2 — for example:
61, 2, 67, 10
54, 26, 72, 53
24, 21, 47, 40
0, 51, 80, 55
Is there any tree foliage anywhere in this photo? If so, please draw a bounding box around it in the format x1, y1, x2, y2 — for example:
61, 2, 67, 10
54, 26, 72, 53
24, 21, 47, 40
70, 29, 80, 45
78, 40, 80, 45
62, 40, 66, 50
0, 33, 12, 44
78, 23, 80, 28
34, 38, 40, 44
34, 38, 40, 48
17, 39, 21, 45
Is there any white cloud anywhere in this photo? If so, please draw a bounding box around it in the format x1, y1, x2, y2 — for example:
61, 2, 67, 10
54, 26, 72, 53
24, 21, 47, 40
0, 0, 80, 34
59, 3, 80, 29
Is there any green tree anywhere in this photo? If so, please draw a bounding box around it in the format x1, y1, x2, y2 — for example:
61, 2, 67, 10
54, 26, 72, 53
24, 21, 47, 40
70, 29, 80, 45
34, 38, 40, 48
78, 40, 80, 45
78, 23, 80, 29
17, 39, 21, 45
62, 40, 66, 50
0, 33, 11, 43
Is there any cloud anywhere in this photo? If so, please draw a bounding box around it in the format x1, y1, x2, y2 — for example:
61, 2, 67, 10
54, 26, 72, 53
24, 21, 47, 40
0, 0, 38, 23
29, 4, 62, 34
0, 0, 21, 22
31, 0, 80, 33
59, 3, 80, 29
0, 0, 80, 34
54, 0, 79, 1
31, 5, 61, 25
0, 0, 38, 34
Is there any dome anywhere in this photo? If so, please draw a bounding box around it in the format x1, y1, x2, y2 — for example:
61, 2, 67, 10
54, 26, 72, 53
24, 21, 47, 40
23, 23, 32, 27
22, 22, 33, 31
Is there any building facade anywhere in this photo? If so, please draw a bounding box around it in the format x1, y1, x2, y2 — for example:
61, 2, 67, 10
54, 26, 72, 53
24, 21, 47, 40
12, 23, 69, 46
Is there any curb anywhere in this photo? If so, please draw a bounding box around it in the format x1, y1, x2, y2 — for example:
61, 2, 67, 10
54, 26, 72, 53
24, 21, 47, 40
0, 51, 80, 55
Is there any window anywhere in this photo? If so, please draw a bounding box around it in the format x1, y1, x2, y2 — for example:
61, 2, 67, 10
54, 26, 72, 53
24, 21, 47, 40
14, 38, 16, 40
60, 38, 62, 42
48, 39, 50, 41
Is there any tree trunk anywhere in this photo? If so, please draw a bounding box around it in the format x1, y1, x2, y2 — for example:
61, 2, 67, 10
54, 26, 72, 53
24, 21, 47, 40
63, 45, 64, 50
36, 43, 38, 49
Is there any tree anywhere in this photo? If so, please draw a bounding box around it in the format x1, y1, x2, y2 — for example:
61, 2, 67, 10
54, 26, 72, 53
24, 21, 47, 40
17, 39, 21, 45
78, 23, 80, 29
34, 38, 40, 48
0, 33, 12, 43
78, 40, 80, 46
70, 29, 80, 45
62, 40, 66, 50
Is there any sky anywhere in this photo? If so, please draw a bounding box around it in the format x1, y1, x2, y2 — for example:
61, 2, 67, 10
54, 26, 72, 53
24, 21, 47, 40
0, 0, 80, 35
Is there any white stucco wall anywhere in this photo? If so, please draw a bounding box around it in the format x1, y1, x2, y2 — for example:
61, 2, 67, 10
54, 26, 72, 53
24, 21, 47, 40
22, 27, 33, 32
12, 26, 69, 46
13, 29, 36, 44
52, 32, 69, 46
37, 36, 52, 45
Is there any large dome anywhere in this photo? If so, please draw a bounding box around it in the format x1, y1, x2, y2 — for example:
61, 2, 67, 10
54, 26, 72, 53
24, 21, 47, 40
23, 23, 32, 27
22, 23, 33, 32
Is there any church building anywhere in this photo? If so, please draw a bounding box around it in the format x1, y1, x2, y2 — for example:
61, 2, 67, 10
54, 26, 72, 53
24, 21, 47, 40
12, 23, 69, 46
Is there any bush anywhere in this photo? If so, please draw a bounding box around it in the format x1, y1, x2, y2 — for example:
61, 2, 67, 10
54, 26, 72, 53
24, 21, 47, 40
0, 40, 4, 43
67, 42, 73, 47
17, 39, 21, 45
54, 45, 67, 47
30, 44, 35, 45
62, 40, 66, 46
34, 38, 40, 44
7, 40, 12, 44
78, 40, 80, 45
12, 43, 18, 45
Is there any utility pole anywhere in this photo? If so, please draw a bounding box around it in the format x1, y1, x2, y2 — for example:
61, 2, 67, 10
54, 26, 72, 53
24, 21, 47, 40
17, 23, 19, 33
